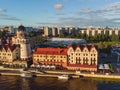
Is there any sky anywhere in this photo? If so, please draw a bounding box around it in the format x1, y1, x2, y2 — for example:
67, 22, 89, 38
0, 0, 120, 27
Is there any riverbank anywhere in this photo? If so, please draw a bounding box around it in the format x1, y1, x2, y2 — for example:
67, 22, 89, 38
1, 68, 120, 80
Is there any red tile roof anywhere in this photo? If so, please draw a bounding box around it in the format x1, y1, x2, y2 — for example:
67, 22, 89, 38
67, 64, 97, 68
34, 48, 68, 55
0, 44, 18, 52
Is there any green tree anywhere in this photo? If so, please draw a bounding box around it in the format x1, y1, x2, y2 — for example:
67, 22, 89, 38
111, 34, 119, 41
59, 33, 65, 38
98, 42, 104, 49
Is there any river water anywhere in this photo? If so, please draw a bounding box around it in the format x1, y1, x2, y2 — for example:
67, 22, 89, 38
0, 76, 120, 90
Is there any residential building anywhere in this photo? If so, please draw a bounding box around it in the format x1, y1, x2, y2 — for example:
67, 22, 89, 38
81, 27, 120, 36
43, 27, 52, 36
52, 27, 58, 36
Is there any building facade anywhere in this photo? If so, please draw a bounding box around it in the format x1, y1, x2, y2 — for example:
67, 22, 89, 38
67, 45, 98, 71
33, 48, 68, 68
33, 44, 98, 71
12, 25, 32, 61
0, 45, 20, 63
81, 27, 120, 36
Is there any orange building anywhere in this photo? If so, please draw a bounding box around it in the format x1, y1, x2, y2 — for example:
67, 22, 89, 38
33, 48, 68, 68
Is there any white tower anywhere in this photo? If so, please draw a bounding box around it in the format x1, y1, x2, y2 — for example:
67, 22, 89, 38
17, 25, 32, 61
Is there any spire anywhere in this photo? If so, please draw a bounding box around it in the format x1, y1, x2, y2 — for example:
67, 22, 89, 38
18, 25, 26, 32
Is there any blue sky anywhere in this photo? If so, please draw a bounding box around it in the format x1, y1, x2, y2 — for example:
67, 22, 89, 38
0, 0, 120, 27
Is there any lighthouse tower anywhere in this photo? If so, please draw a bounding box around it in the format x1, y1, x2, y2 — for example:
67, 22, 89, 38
17, 25, 32, 61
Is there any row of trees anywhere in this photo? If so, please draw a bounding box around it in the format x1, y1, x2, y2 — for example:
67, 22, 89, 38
59, 32, 120, 42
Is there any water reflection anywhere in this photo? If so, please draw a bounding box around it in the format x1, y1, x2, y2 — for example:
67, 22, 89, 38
68, 79, 97, 90
0, 76, 120, 90
21, 78, 30, 90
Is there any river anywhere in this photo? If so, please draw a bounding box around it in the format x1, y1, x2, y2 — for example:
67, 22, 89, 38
0, 76, 120, 90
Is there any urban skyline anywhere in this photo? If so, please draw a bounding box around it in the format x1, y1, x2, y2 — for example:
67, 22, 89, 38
0, 0, 120, 27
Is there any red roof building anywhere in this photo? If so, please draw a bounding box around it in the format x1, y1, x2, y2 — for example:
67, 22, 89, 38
33, 44, 98, 71
33, 48, 68, 68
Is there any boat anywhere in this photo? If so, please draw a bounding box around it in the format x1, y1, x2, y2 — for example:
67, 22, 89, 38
20, 71, 33, 78
58, 74, 70, 80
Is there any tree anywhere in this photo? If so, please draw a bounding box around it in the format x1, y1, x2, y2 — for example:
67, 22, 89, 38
111, 34, 119, 42
59, 33, 65, 38
98, 42, 104, 49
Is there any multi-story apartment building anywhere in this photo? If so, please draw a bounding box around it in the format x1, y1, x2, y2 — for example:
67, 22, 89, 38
51, 27, 58, 36
33, 48, 68, 67
43, 27, 52, 36
81, 27, 120, 36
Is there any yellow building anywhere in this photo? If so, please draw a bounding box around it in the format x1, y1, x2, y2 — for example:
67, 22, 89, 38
0, 45, 20, 63
33, 48, 68, 68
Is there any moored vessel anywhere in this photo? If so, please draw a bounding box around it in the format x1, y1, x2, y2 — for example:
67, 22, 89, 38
58, 74, 70, 80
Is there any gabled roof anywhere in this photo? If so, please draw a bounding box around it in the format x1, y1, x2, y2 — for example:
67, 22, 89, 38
34, 47, 68, 55
0, 44, 18, 52
67, 44, 98, 52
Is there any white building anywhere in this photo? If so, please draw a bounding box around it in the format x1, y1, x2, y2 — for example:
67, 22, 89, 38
12, 25, 32, 61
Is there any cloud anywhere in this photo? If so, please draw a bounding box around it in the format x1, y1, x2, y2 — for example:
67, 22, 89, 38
54, 4, 63, 10
0, 8, 6, 12
0, 14, 20, 21
38, 1, 120, 27
81, 7, 90, 11
37, 22, 58, 25
62, 0, 68, 2
78, 2, 120, 16
57, 17, 120, 27
1, 17, 20, 21
55, 12, 66, 16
